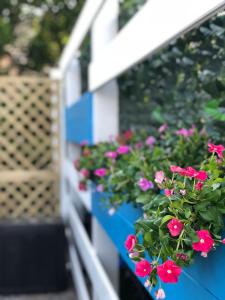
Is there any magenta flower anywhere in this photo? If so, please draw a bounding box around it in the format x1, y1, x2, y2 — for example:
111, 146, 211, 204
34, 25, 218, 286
167, 218, 184, 236
138, 178, 154, 191
94, 168, 107, 177
105, 151, 118, 159
145, 136, 156, 147
164, 189, 174, 197
208, 143, 225, 158
117, 145, 130, 154
157, 260, 182, 283
154, 171, 165, 184
125, 234, 137, 252
135, 260, 152, 277
192, 230, 214, 253
195, 182, 203, 190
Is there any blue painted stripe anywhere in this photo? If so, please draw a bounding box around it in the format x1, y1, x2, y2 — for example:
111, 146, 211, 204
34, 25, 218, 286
65, 92, 93, 144
92, 192, 220, 300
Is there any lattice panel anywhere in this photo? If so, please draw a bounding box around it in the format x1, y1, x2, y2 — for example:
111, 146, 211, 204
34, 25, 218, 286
0, 179, 59, 219
0, 76, 60, 219
0, 77, 59, 170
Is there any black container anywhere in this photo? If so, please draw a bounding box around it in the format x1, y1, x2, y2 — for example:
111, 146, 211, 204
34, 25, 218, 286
0, 221, 68, 294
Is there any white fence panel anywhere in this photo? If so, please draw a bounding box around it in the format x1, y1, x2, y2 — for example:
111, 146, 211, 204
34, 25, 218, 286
89, 0, 225, 91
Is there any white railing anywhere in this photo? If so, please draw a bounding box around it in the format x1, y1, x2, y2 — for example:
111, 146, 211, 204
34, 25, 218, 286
51, 1, 225, 300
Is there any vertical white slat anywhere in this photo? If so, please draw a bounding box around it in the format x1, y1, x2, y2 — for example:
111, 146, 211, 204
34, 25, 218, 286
91, 1, 120, 299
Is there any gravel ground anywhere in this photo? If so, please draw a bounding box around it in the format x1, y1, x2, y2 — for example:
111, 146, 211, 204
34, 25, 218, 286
0, 291, 75, 300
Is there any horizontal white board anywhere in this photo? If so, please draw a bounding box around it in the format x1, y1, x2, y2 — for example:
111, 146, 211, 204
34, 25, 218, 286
89, 0, 225, 91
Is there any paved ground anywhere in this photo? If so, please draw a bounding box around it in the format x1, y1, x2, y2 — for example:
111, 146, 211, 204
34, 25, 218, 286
0, 290, 75, 300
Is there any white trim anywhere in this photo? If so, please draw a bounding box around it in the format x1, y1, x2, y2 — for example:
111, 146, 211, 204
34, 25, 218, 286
64, 159, 91, 211
59, 0, 105, 74
89, 0, 225, 91
68, 200, 119, 300
68, 242, 91, 300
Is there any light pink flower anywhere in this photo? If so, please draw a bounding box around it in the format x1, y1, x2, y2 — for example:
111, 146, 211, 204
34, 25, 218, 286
80, 168, 90, 178
222, 238, 225, 244
164, 189, 174, 197
138, 178, 154, 191
105, 151, 118, 159
180, 189, 186, 195
117, 145, 130, 154
96, 184, 104, 192
155, 288, 166, 300
201, 252, 208, 258
176, 127, 194, 137
154, 171, 165, 184
158, 123, 168, 134
108, 207, 116, 216
145, 136, 156, 147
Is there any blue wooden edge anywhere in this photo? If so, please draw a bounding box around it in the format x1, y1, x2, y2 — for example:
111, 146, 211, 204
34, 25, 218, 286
92, 191, 223, 300
65, 92, 93, 145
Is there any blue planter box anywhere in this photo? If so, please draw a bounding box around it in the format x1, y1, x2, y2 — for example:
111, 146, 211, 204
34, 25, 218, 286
92, 192, 223, 300
65, 93, 93, 144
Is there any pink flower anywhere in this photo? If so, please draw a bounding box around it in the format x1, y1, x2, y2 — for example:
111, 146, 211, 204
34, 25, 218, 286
157, 260, 182, 283
135, 260, 152, 277
184, 166, 198, 177
164, 189, 174, 197
117, 145, 130, 154
80, 168, 90, 178
125, 234, 137, 252
195, 170, 207, 181
208, 143, 225, 158
192, 230, 214, 253
105, 151, 118, 159
96, 184, 104, 192
170, 165, 184, 173
155, 288, 166, 300
154, 171, 165, 184
145, 136, 156, 147
176, 127, 194, 137
124, 130, 133, 141
138, 178, 154, 191
222, 238, 225, 244
79, 181, 87, 191
94, 168, 107, 177
167, 218, 184, 236
158, 123, 168, 134
195, 181, 203, 190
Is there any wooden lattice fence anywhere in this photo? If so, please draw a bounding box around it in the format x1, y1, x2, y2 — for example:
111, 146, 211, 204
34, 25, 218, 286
0, 76, 60, 219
